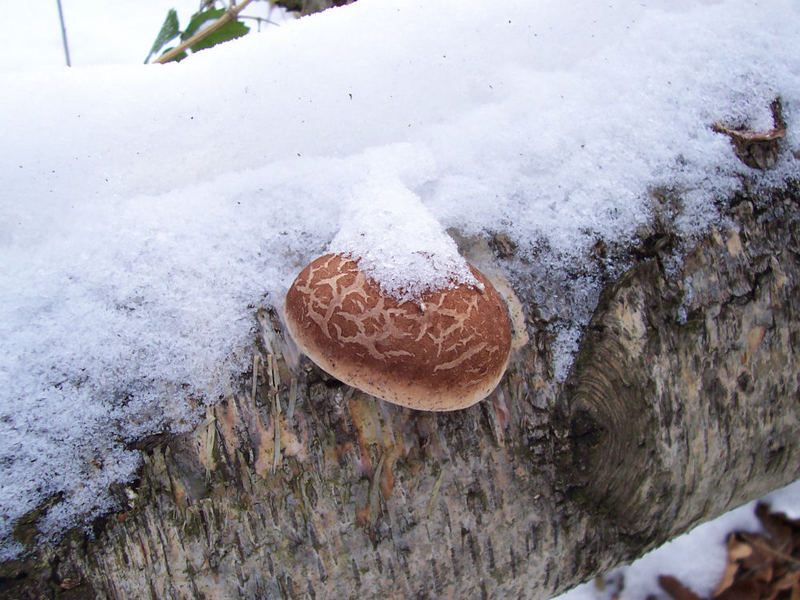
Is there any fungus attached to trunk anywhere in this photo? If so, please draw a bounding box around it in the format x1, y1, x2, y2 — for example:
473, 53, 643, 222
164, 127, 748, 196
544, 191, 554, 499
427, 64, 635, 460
284, 253, 512, 411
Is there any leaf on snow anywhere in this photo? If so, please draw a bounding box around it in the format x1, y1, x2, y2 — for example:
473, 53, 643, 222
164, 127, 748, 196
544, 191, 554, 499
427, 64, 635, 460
716, 578, 767, 600
728, 536, 754, 561
773, 571, 800, 594
715, 535, 753, 596
658, 575, 703, 600
663, 504, 800, 600
756, 503, 798, 553
740, 534, 780, 580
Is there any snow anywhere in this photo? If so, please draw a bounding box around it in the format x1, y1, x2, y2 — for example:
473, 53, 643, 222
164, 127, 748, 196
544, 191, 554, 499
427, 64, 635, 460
329, 165, 479, 301
0, 0, 798, 569
555, 479, 800, 600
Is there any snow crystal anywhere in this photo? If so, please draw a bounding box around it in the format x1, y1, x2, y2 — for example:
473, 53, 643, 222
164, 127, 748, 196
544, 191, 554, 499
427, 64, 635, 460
1, 0, 799, 558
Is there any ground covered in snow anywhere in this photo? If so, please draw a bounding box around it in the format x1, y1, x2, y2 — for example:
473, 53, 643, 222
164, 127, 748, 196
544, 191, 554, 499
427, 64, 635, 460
0, 0, 798, 573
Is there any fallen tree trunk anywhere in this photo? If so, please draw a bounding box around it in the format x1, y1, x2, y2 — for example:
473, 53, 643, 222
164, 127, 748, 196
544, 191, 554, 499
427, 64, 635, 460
1, 182, 799, 599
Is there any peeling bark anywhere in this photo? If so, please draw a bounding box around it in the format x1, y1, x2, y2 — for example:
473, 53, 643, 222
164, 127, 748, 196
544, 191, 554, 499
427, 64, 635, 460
1, 184, 799, 600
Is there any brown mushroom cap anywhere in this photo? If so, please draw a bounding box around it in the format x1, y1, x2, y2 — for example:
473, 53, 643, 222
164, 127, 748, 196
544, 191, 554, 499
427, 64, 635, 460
284, 253, 512, 411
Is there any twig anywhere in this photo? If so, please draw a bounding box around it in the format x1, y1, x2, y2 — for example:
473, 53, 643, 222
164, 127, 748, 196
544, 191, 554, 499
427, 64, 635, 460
239, 15, 280, 28
155, 0, 255, 64
711, 122, 786, 142
740, 533, 800, 567
55, 0, 71, 67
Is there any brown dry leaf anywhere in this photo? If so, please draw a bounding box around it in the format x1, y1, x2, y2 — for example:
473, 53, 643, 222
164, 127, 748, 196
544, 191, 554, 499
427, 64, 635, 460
756, 504, 796, 552
711, 124, 786, 142
729, 536, 755, 562
771, 570, 800, 594
661, 504, 798, 600
659, 575, 703, 600
738, 534, 775, 583
716, 578, 767, 600
716, 561, 740, 596
716, 534, 757, 595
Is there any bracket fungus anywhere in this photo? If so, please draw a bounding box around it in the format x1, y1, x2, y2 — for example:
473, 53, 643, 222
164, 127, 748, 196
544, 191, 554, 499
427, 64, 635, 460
284, 253, 512, 411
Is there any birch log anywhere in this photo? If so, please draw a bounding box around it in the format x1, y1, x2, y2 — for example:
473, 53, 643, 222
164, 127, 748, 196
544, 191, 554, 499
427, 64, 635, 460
1, 183, 799, 600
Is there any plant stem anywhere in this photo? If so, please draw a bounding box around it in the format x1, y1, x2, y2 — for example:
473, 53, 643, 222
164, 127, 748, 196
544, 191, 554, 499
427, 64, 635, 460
55, 0, 71, 67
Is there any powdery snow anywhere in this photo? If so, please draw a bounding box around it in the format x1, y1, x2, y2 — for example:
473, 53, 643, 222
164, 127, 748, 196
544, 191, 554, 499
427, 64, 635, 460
0, 0, 799, 562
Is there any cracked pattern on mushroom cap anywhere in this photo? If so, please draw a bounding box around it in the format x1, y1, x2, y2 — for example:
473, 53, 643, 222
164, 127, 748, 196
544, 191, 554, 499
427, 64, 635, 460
284, 253, 512, 411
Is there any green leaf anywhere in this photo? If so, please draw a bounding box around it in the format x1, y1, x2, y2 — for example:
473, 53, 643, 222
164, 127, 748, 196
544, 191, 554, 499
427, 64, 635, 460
181, 8, 226, 41
189, 20, 250, 53
145, 8, 180, 63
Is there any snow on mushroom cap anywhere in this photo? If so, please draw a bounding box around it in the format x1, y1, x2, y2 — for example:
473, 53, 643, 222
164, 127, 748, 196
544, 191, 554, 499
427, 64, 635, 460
327, 178, 479, 303
286, 178, 507, 411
